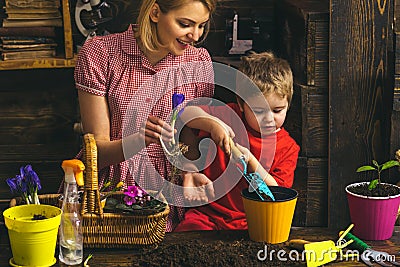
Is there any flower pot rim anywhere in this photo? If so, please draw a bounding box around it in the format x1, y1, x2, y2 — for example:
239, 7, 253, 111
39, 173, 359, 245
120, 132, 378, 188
345, 182, 400, 199
3, 204, 62, 233
3, 204, 62, 222
241, 186, 298, 202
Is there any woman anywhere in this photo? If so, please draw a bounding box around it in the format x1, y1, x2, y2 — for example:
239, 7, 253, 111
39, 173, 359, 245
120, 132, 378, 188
74, 0, 216, 231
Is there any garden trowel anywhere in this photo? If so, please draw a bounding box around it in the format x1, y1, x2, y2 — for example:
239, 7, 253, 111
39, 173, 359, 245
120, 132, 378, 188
229, 139, 275, 201
288, 239, 339, 267
288, 224, 356, 267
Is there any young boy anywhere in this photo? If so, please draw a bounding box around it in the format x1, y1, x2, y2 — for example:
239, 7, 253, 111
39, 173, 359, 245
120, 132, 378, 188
174, 51, 300, 231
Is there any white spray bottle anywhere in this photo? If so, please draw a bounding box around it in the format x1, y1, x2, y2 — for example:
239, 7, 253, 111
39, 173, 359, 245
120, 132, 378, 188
59, 159, 85, 265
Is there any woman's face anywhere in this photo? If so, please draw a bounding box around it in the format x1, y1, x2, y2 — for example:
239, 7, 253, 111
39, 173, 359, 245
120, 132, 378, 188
150, 1, 210, 56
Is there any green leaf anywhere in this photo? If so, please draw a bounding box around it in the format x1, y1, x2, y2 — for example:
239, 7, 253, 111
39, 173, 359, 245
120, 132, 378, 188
116, 203, 134, 212
368, 179, 379, 190
381, 160, 400, 171
131, 204, 143, 210
356, 166, 376, 172
103, 197, 119, 211
372, 160, 379, 168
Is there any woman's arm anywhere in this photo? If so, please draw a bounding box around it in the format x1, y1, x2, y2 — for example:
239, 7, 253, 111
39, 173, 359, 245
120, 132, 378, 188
78, 90, 174, 170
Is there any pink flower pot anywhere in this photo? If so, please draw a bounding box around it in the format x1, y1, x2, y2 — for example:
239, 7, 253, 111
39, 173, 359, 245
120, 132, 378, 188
345, 182, 400, 240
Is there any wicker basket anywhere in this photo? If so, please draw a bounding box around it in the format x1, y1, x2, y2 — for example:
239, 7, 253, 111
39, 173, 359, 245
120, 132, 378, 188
11, 133, 170, 248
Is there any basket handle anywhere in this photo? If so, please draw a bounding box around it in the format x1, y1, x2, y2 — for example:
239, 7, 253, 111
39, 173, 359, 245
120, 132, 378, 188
81, 133, 103, 216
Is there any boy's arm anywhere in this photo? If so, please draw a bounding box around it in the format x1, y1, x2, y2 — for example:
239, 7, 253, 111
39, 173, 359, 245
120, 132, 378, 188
180, 106, 235, 154
234, 143, 278, 186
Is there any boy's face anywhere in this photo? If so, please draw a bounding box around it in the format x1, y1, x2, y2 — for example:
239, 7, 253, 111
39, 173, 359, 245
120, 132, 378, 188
239, 92, 289, 135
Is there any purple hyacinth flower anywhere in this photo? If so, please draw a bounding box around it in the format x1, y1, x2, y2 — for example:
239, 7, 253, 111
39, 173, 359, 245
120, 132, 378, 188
23, 165, 41, 190
6, 177, 18, 194
172, 93, 185, 109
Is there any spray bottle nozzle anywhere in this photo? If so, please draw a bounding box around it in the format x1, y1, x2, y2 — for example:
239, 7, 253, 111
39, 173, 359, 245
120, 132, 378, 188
61, 159, 85, 186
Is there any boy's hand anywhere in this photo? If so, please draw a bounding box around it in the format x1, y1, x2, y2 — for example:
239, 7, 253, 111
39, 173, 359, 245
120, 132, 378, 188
209, 117, 235, 155
182, 171, 215, 205
235, 143, 254, 164
235, 143, 278, 186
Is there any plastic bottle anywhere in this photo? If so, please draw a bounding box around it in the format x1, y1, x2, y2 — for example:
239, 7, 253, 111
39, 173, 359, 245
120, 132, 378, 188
59, 159, 85, 265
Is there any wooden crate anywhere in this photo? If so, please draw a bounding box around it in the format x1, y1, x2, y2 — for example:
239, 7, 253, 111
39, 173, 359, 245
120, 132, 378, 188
275, 0, 329, 87
292, 156, 328, 227
285, 83, 328, 157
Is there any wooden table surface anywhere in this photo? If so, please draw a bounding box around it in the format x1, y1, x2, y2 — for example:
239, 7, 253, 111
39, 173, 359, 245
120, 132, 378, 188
0, 223, 399, 266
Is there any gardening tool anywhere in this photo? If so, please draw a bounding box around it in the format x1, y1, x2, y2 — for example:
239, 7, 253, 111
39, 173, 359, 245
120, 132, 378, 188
230, 139, 275, 201
288, 224, 356, 267
339, 226, 400, 267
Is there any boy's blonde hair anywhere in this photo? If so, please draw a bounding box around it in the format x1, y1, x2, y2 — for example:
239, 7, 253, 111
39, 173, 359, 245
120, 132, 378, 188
136, 0, 216, 52
238, 51, 294, 106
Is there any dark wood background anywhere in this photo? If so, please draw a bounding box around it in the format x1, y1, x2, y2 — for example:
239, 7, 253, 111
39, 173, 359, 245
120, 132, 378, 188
329, 0, 395, 229
0, 69, 80, 213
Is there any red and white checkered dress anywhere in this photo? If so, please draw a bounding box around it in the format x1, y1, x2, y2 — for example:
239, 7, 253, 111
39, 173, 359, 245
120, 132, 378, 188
74, 25, 214, 231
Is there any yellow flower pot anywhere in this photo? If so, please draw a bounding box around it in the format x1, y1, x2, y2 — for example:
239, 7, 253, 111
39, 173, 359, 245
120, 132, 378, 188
242, 186, 298, 244
3, 204, 62, 267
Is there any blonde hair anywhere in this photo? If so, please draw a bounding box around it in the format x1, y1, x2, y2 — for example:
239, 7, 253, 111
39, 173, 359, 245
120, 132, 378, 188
238, 51, 294, 106
136, 0, 216, 52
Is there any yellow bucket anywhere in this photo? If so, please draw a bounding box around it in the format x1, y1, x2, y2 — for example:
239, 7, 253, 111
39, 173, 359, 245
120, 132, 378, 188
242, 187, 298, 244
3, 204, 62, 267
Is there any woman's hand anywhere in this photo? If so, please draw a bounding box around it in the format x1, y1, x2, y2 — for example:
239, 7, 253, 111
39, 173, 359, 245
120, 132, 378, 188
182, 171, 215, 205
140, 115, 175, 147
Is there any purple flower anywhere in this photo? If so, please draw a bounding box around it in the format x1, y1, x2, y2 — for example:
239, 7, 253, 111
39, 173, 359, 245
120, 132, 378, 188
6, 176, 19, 194
123, 185, 146, 206
172, 93, 185, 109
5, 164, 41, 204
123, 195, 136, 206
125, 185, 144, 197
22, 165, 41, 191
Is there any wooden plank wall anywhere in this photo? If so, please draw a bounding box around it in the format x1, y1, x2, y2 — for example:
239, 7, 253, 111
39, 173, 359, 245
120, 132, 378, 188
391, 1, 400, 174
0, 69, 80, 216
275, 0, 329, 226
391, 0, 400, 226
329, 0, 394, 229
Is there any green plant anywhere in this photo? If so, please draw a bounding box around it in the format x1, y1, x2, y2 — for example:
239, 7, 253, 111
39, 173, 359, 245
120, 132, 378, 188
356, 160, 399, 190
103, 185, 167, 215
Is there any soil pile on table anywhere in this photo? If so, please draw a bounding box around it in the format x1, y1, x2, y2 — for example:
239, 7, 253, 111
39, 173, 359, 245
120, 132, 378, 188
135, 238, 304, 266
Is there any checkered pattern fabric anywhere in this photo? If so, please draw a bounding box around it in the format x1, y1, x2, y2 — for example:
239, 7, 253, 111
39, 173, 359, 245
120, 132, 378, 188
74, 25, 214, 231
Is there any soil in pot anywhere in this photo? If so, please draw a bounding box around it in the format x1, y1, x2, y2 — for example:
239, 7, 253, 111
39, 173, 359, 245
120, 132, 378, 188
348, 183, 400, 197
32, 214, 47, 220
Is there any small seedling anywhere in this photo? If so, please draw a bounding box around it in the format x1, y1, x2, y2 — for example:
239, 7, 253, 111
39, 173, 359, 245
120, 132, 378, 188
83, 254, 93, 267
356, 160, 399, 190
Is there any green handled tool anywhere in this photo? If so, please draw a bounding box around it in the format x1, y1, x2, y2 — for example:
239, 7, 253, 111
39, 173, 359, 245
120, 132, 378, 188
339, 225, 400, 267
